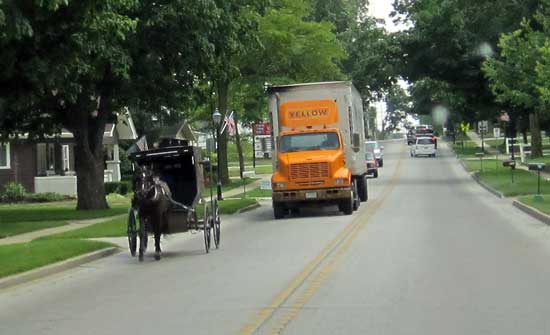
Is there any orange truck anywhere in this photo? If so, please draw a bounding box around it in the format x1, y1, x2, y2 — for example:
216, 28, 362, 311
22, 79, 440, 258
267, 81, 368, 219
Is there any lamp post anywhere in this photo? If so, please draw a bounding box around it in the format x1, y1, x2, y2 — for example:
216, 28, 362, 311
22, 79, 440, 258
212, 109, 223, 201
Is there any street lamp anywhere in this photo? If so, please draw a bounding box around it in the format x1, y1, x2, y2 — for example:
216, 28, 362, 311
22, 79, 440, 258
212, 109, 223, 200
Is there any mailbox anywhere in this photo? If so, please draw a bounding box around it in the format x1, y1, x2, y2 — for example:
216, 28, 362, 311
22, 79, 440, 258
503, 160, 516, 168
528, 163, 546, 171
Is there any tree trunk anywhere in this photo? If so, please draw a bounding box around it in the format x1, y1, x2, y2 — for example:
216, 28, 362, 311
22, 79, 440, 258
68, 94, 110, 210
530, 110, 543, 158
234, 112, 245, 179
217, 80, 231, 184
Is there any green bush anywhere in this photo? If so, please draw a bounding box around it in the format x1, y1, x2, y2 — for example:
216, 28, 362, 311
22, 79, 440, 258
2, 182, 26, 202
104, 181, 130, 195
25, 193, 73, 203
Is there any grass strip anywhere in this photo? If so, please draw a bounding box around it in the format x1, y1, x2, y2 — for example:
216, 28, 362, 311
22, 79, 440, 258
0, 207, 128, 224
0, 239, 112, 279
464, 159, 550, 197
0, 221, 67, 239
517, 196, 550, 215
230, 187, 272, 199
42, 198, 259, 239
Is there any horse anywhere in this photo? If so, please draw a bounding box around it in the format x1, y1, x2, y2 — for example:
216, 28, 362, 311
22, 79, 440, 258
133, 165, 172, 261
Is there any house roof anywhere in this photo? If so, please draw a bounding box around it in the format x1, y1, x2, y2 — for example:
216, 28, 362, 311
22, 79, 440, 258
160, 121, 197, 142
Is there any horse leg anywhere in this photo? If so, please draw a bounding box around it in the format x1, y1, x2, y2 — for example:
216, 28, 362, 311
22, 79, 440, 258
154, 217, 162, 260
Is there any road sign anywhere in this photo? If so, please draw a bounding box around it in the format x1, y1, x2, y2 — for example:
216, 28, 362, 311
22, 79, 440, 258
478, 120, 488, 132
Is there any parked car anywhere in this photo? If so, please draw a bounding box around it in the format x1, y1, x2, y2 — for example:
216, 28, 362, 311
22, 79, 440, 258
365, 151, 378, 178
411, 136, 436, 157
365, 141, 384, 167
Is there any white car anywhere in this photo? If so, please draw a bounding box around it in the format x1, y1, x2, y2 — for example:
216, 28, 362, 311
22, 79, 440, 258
411, 137, 436, 157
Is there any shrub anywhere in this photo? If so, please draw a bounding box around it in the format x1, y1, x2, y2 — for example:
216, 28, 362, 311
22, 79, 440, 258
25, 193, 73, 203
2, 182, 26, 202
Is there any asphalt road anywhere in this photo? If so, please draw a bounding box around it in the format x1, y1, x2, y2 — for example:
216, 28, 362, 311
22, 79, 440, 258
2, 141, 550, 335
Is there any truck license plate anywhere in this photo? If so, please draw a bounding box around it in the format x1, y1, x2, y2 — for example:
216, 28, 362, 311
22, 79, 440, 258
305, 192, 317, 199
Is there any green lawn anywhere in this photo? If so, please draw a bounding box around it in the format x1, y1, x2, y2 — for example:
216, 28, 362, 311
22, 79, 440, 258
464, 159, 550, 197
220, 177, 258, 192
0, 239, 112, 278
42, 198, 259, 240
452, 141, 485, 158
0, 195, 130, 238
0, 206, 128, 224
518, 195, 550, 215
254, 165, 273, 175
0, 221, 68, 239
230, 187, 272, 199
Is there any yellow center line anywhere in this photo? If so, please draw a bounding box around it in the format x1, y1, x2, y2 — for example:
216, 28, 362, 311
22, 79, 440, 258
268, 158, 404, 334
238, 145, 405, 335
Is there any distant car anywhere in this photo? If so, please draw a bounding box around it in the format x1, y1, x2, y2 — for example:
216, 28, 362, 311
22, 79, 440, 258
411, 137, 436, 157
365, 141, 384, 167
365, 151, 378, 178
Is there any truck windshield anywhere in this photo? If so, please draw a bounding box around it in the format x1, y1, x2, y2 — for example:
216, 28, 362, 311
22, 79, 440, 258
280, 132, 340, 153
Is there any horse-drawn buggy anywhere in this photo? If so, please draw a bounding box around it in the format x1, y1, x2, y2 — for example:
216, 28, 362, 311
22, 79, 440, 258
127, 142, 220, 261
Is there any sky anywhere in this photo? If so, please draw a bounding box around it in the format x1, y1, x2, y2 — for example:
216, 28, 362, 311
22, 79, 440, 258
367, 0, 406, 32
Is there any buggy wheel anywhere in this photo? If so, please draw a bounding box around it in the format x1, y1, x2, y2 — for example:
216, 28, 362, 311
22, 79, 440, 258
138, 217, 147, 262
127, 208, 137, 257
212, 199, 221, 249
203, 202, 211, 253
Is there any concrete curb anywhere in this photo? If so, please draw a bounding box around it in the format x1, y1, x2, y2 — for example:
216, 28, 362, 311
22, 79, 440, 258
236, 202, 261, 214
512, 200, 550, 225
457, 158, 504, 199
0, 247, 119, 291
471, 173, 505, 199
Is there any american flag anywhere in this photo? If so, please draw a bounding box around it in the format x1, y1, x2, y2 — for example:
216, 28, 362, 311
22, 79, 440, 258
221, 111, 236, 136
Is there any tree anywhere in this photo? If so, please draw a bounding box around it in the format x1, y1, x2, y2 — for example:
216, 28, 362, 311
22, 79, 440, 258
0, 0, 138, 209
393, 0, 540, 123
482, 2, 550, 157
0, 0, 230, 209
384, 85, 411, 135
341, 17, 402, 103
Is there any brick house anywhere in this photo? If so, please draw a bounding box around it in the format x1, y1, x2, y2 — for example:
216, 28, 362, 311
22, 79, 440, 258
0, 113, 137, 196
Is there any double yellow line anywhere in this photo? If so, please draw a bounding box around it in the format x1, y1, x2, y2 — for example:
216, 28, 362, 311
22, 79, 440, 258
238, 151, 404, 335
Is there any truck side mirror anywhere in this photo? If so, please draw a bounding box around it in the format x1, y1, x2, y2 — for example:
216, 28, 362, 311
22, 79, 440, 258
352, 133, 360, 152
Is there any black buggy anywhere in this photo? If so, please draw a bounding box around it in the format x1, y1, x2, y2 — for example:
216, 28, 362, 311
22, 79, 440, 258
127, 144, 220, 260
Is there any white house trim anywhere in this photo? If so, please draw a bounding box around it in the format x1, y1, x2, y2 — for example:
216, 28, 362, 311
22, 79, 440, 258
0, 142, 10, 169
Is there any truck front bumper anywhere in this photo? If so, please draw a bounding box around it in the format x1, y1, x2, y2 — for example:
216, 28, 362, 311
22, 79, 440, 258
272, 187, 352, 204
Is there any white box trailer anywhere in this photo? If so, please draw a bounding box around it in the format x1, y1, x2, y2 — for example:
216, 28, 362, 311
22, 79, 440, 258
268, 81, 367, 175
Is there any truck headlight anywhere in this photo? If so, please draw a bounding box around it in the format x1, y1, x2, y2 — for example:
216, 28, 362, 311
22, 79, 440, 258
335, 178, 346, 185
273, 182, 287, 189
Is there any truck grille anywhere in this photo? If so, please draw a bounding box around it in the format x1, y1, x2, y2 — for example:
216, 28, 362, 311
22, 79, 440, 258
290, 163, 329, 180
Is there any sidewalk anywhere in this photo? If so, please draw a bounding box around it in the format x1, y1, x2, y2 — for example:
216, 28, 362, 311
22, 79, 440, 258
466, 131, 498, 153
0, 214, 127, 246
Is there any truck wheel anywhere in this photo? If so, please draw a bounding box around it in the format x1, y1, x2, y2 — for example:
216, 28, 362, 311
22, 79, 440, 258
357, 176, 368, 202
273, 203, 286, 219
339, 197, 353, 215
378, 159, 383, 167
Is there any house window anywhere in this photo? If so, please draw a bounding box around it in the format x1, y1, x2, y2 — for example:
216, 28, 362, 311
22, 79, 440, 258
62, 145, 70, 171
0, 143, 10, 169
